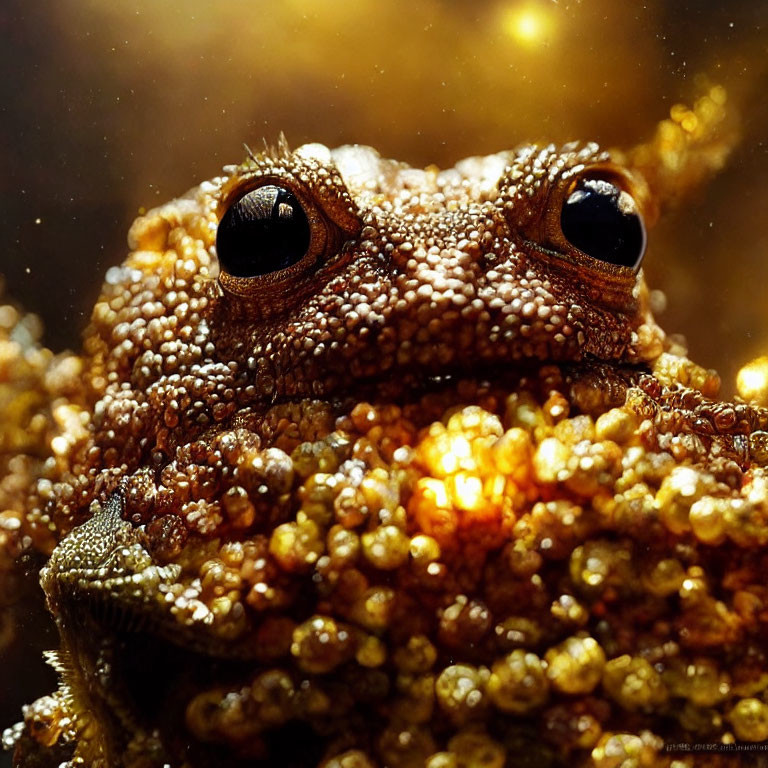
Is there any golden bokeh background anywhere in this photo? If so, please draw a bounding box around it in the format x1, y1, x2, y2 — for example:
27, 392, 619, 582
1, 0, 767, 392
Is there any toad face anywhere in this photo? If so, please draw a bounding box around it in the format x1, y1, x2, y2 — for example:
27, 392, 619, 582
210, 142, 659, 400
73, 140, 660, 481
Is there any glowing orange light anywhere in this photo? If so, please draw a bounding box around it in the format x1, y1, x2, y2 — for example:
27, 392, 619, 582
737, 356, 768, 405
451, 473, 485, 512
420, 477, 450, 509
501, 4, 553, 47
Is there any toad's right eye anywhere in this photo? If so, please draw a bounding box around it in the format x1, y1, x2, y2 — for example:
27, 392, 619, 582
560, 177, 646, 271
216, 185, 311, 278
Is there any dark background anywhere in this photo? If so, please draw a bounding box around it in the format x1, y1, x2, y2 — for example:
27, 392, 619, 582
0, 0, 767, 761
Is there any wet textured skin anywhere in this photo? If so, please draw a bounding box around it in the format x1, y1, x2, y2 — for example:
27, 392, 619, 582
38, 142, 661, 644
15, 140, 659, 554
3, 93, 768, 768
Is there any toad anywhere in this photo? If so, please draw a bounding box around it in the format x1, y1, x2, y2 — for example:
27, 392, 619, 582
2, 86, 768, 768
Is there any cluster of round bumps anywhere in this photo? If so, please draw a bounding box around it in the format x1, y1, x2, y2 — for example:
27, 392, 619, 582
96, 359, 768, 768
0, 291, 85, 654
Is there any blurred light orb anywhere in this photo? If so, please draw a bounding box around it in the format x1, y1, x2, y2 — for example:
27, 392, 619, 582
502, 3, 552, 46
737, 356, 768, 406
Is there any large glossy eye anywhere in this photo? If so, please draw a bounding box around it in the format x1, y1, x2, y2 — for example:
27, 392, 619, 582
216, 185, 311, 277
560, 178, 646, 270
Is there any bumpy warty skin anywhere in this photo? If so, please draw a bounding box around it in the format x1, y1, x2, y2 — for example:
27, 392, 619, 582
4, 94, 768, 768
89, 142, 659, 436
41, 141, 660, 541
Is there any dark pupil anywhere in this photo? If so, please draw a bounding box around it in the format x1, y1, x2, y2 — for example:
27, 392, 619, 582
560, 178, 645, 270
216, 185, 310, 277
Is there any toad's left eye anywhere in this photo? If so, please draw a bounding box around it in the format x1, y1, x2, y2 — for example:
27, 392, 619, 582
560, 178, 646, 270
216, 185, 311, 278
